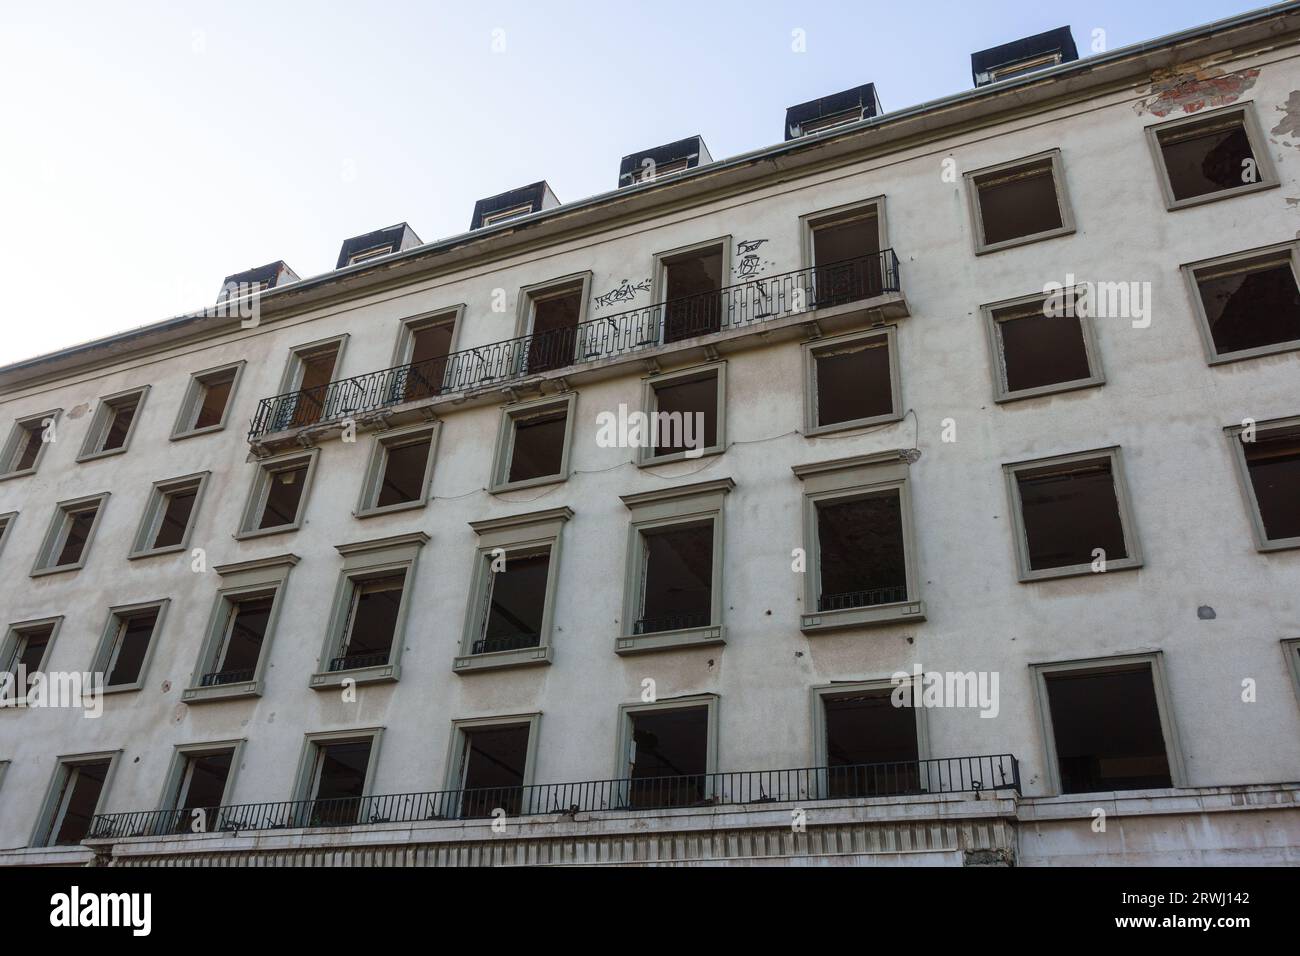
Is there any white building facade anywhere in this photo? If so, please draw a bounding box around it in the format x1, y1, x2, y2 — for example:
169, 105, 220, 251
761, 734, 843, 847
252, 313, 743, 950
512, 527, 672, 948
0, 7, 1298, 867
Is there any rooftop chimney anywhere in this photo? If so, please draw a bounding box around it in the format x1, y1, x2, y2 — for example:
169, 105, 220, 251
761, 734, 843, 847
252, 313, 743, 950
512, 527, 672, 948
618, 135, 713, 187
217, 260, 298, 301
335, 223, 422, 269
470, 181, 560, 230
785, 83, 882, 141
971, 27, 1077, 87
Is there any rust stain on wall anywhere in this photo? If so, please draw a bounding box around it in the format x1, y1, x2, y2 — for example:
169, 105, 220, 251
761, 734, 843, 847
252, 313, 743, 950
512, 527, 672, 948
1133, 65, 1259, 117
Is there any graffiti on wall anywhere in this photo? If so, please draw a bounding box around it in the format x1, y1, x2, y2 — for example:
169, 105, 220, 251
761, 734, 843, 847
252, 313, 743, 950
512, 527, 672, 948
594, 278, 652, 309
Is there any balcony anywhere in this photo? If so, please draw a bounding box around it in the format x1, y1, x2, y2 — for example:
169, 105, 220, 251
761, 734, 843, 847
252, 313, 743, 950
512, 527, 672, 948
248, 250, 905, 446
87, 753, 1017, 840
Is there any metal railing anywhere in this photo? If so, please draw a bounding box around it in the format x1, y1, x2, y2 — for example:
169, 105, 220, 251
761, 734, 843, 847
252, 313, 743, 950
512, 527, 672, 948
88, 752, 1016, 841
634, 610, 712, 634
248, 250, 901, 439
818, 585, 910, 612
199, 668, 254, 687
471, 633, 541, 655
327, 652, 390, 672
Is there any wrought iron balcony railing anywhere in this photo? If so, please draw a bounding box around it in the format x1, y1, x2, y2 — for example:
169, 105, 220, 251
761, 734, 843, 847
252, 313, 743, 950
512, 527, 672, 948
327, 652, 390, 672
818, 585, 910, 612
471, 633, 541, 655
88, 752, 1017, 841
248, 250, 901, 440
199, 668, 255, 687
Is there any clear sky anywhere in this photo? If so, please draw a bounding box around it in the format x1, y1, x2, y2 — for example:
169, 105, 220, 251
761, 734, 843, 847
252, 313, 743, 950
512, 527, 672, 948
0, 0, 1266, 367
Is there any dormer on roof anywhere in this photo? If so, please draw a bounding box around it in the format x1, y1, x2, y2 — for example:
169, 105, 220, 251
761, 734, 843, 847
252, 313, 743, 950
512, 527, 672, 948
618, 135, 713, 187
470, 181, 560, 230
217, 260, 298, 301
972, 27, 1078, 86
785, 83, 882, 141
335, 223, 422, 269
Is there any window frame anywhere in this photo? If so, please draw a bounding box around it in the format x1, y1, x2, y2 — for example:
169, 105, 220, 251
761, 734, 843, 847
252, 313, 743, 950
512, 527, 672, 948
31, 492, 110, 576
489, 392, 577, 493
1144, 102, 1278, 211
310, 532, 427, 689
1181, 240, 1300, 365
636, 361, 727, 466
443, 712, 542, 816
0, 511, 15, 560
802, 326, 903, 434
355, 421, 440, 517
964, 148, 1076, 255
651, 236, 732, 344
810, 678, 930, 795
76, 386, 149, 462
793, 452, 925, 632
31, 750, 120, 847
171, 360, 246, 440
799, 195, 888, 271
1029, 652, 1186, 796
390, 306, 463, 373
129, 471, 210, 558
1, 615, 64, 687
183, 554, 298, 703
981, 289, 1105, 403
455, 508, 571, 673
236, 447, 320, 539
1002, 446, 1143, 582
513, 272, 593, 372
1282, 638, 1300, 710
0, 408, 61, 480
290, 728, 385, 821
617, 479, 732, 655
156, 739, 246, 826
91, 599, 170, 694
1223, 413, 1300, 552
615, 694, 719, 784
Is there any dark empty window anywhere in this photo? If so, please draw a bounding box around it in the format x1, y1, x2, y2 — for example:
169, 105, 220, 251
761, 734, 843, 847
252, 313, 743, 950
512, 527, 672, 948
974, 159, 1064, 247
1016, 459, 1127, 571
308, 739, 372, 825
55, 505, 99, 567
627, 706, 708, 808
479, 551, 549, 654
1045, 665, 1172, 793
175, 751, 232, 813
651, 374, 718, 457
816, 493, 908, 610
812, 210, 883, 303
375, 436, 431, 508
153, 486, 197, 549
823, 689, 919, 796
638, 523, 713, 633
290, 345, 339, 426
97, 396, 140, 453
1243, 426, 1300, 543
1194, 256, 1300, 358
193, 370, 236, 430
1157, 112, 1258, 202
207, 594, 274, 684
527, 286, 583, 373
334, 574, 405, 670
11, 421, 44, 472
404, 320, 454, 401
458, 724, 530, 818
48, 760, 111, 845
507, 409, 567, 483
993, 300, 1094, 395
258, 462, 309, 530
5, 626, 52, 689
812, 334, 893, 427
663, 247, 724, 342
104, 609, 159, 687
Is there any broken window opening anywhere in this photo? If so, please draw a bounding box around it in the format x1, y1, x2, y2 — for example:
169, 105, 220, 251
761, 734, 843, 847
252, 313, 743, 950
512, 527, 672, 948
994, 300, 1094, 394
48, 760, 111, 846
507, 409, 567, 484
1016, 459, 1127, 571
816, 493, 908, 610
526, 285, 583, 374
637, 523, 713, 633
1194, 256, 1300, 357
1243, 425, 1300, 542
375, 436, 432, 508
975, 160, 1063, 246
258, 462, 309, 530
152, 485, 198, 550
812, 210, 883, 303
813, 334, 893, 426
1157, 113, 1257, 202
627, 706, 709, 809
478, 550, 550, 654
458, 724, 530, 818
823, 688, 920, 796
206, 594, 274, 685
663, 247, 724, 342
650, 374, 718, 457
333, 573, 405, 670
104, 609, 159, 687
307, 739, 372, 826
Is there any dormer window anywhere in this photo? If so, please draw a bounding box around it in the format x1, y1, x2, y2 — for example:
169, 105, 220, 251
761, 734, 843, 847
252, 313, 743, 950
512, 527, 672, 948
631, 158, 689, 184
346, 245, 394, 266
971, 27, 1077, 88
800, 109, 862, 136
482, 204, 534, 227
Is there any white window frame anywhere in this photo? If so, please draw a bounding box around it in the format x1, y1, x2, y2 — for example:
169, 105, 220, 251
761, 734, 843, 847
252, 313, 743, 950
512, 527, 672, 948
91, 599, 169, 693
129, 471, 210, 558
76, 386, 149, 462
0, 409, 60, 480
171, 360, 246, 439
236, 448, 320, 539
31, 492, 109, 576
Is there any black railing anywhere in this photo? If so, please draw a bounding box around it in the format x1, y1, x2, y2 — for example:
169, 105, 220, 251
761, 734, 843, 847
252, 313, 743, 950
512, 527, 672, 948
471, 633, 541, 655
88, 753, 1017, 840
817, 585, 910, 612
199, 668, 255, 687
633, 610, 712, 634
249, 250, 901, 439
327, 652, 390, 672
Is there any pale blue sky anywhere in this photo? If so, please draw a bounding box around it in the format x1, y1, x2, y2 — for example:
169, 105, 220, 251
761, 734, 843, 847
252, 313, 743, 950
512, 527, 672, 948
0, 0, 1263, 366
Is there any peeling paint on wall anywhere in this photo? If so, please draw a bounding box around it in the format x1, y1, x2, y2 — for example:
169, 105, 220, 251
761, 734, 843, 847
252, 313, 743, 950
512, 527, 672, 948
1132, 65, 1259, 117
1270, 91, 1300, 147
